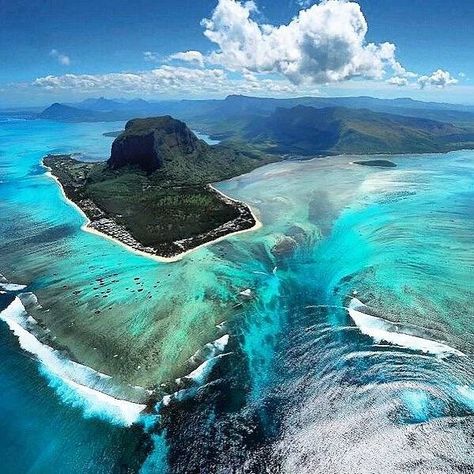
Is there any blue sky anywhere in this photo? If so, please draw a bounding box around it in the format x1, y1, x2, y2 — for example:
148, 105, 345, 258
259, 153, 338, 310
1, 0, 473, 106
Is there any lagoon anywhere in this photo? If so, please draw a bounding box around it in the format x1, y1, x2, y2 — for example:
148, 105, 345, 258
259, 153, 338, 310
0, 118, 473, 472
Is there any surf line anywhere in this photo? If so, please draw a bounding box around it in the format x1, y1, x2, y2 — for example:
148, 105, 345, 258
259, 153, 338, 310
347, 297, 464, 357
43, 163, 262, 264
0, 296, 147, 426
1, 291, 233, 425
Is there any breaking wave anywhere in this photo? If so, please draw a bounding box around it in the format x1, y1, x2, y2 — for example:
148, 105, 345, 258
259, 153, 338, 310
348, 298, 464, 357
0, 296, 147, 426
161, 335, 231, 407
0, 283, 27, 291
0, 273, 26, 292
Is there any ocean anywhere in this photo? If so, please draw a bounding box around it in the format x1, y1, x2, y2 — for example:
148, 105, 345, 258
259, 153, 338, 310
0, 117, 473, 473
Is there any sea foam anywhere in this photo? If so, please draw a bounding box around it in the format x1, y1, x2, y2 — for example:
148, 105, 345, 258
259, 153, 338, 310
0, 297, 146, 426
162, 335, 231, 407
0, 283, 27, 291
348, 298, 464, 357
188, 334, 229, 365
456, 385, 474, 411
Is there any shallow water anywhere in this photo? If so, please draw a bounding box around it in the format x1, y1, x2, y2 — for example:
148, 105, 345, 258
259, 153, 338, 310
0, 118, 473, 472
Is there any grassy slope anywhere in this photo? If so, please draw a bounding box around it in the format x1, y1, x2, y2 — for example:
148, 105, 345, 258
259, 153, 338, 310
45, 140, 276, 250
240, 106, 474, 155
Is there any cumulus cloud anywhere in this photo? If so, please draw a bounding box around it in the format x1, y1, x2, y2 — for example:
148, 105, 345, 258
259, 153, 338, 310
49, 49, 71, 66
201, 0, 398, 84
417, 69, 458, 89
33, 67, 226, 94
386, 59, 419, 87
31, 66, 297, 96
168, 50, 205, 67
26, 1, 459, 100
391, 61, 417, 80
387, 76, 408, 87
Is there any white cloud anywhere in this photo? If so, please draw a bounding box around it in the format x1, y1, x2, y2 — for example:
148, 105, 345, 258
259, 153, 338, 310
387, 65, 458, 89
22, 1, 459, 102
201, 0, 399, 84
49, 49, 71, 66
168, 50, 205, 67
143, 51, 161, 63
33, 67, 226, 94
391, 61, 417, 79
387, 76, 408, 87
31, 66, 298, 97
418, 69, 458, 89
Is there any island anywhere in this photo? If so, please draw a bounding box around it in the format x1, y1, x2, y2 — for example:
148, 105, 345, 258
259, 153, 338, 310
353, 159, 397, 167
44, 116, 276, 259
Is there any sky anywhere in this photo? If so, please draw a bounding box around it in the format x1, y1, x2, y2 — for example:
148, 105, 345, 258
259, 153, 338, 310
1, 0, 473, 107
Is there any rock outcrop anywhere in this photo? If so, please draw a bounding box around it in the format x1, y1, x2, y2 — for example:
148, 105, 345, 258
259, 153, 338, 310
108, 116, 204, 173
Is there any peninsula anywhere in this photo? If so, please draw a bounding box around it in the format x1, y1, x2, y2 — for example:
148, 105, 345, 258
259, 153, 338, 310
44, 116, 275, 259
42, 104, 474, 261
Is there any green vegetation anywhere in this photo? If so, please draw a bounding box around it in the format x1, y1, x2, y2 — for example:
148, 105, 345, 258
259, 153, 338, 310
241, 106, 474, 155
44, 117, 276, 256
108, 117, 271, 179
86, 168, 241, 246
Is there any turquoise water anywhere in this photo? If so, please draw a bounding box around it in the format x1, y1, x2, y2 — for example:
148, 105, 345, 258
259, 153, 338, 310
0, 117, 473, 472
0, 118, 148, 472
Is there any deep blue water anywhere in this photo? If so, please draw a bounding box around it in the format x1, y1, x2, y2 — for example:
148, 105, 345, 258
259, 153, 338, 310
0, 117, 473, 473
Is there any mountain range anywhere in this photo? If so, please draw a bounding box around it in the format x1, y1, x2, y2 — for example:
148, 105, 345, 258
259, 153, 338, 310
241, 105, 474, 155
37, 95, 474, 156
38, 94, 474, 125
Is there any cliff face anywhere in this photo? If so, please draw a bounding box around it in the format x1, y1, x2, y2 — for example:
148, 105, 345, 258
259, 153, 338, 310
108, 116, 204, 173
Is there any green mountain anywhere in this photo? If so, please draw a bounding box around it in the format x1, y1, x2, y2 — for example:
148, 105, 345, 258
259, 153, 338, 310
38, 103, 119, 122
106, 116, 274, 183
242, 105, 474, 155
108, 116, 205, 173
39, 102, 156, 122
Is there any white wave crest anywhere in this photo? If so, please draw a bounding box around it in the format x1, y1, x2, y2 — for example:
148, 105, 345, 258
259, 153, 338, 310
188, 334, 229, 365
184, 354, 225, 385
456, 385, 474, 411
348, 298, 464, 357
179, 334, 230, 386
0, 283, 27, 291
0, 297, 146, 426
168, 354, 229, 406
163, 335, 231, 407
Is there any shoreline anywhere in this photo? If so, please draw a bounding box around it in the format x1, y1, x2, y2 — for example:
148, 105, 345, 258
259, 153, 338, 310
43, 164, 263, 264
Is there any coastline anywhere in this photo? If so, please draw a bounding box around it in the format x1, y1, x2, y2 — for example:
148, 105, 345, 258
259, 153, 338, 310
43, 164, 262, 264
